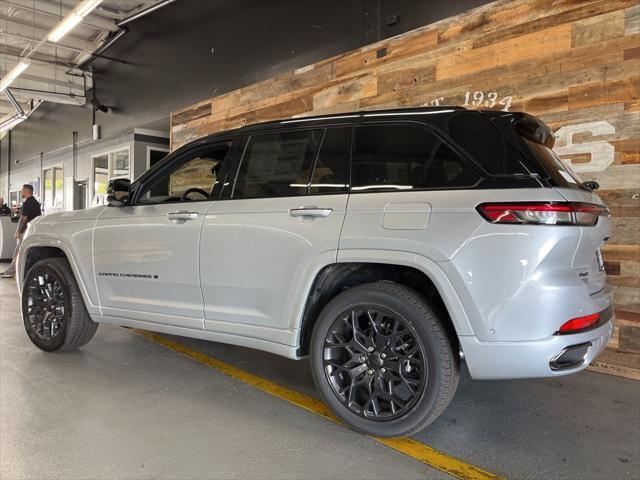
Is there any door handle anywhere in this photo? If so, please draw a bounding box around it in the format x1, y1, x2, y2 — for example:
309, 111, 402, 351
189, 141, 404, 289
167, 211, 199, 222
289, 207, 333, 218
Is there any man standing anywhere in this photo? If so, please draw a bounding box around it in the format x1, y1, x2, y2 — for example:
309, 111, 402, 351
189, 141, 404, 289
1, 185, 41, 278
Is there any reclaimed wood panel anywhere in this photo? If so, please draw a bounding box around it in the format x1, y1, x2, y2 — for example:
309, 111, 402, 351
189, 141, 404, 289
172, 0, 640, 379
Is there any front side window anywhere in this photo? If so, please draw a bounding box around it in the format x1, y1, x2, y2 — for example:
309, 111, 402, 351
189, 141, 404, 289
352, 124, 480, 191
233, 130, 322, 199
137, 142, 231, 204
309, 127, 351, 194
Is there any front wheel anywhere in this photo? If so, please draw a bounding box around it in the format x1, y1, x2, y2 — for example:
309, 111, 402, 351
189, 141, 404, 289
22, 257, 98, 352
310, 282, 459, 437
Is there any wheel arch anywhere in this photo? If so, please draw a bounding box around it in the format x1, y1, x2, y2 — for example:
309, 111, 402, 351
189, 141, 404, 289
297, 253, 474, 356
18, 238, 99, 315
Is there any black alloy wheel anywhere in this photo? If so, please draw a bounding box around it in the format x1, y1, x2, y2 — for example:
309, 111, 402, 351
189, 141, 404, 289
322, 307, 426, 421
22, 257, 98, 352
25, 269, 68, 342
310, 282, 459, 437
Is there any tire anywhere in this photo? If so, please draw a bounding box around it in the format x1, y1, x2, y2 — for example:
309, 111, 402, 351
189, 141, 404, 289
310, 281, 459, 437
21, 257, 98, 352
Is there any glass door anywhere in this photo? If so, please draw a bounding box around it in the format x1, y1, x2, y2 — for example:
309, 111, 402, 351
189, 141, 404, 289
42, 165, 64, 212
92, 147, 130, 206
93, 154, 109, 206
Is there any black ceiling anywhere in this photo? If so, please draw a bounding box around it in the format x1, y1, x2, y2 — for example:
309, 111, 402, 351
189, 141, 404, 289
7, 0, 492, 162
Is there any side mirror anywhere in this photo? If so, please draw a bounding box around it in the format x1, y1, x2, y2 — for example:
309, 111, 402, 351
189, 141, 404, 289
106, 178, 131, 207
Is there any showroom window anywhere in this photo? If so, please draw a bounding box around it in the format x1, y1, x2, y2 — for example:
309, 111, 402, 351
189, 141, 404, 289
137, 142, 232, 204
92, 147, 130, 206
42, 165, 64, 212
232, 129, 323, 199
352, 124, 480, 191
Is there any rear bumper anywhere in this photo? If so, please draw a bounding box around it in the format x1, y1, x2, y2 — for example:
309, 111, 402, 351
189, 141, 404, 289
460, 316, 614, 380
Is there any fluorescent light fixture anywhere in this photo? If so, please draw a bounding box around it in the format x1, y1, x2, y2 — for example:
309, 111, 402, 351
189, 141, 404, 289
75, 0, 103, 17
48, 0, 103, 43
48, 15, 83, 42
0, 60, 30, 93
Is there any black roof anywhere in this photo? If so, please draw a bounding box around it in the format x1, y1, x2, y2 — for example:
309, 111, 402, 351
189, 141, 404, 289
237, 105, 470, 133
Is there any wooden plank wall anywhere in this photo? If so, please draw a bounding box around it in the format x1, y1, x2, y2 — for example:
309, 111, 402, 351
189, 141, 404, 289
171, 0, 640, 379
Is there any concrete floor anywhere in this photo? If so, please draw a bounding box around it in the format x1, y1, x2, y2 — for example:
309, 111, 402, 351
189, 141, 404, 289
1, 276, 639, 480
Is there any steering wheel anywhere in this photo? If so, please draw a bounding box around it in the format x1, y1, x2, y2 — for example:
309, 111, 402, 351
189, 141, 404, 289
181, 188, 209, 201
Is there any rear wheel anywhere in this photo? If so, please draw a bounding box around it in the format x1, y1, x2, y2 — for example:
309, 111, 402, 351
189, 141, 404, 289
310, 282, 459, 437
22, 257, 98, 352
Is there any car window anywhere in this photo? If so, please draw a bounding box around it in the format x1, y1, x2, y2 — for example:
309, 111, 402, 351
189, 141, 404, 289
232, 129, 322, 199
137, 142, 231, 204
429, 111, 531, 176
523, 138, 585, 189
308, 127, 351, 194
352, 124, 480, 191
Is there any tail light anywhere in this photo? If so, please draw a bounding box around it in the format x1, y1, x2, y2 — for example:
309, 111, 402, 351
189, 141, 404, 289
476, 202, 610, 226
558, 313, 601, 334
557, 306, 613, 334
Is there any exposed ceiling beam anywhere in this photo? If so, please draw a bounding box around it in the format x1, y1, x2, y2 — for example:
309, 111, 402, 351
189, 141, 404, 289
14, 71, 85, 91
8, 87, 86, 106
0, 26, 95, 55
2, 0, 118, 32
37, 0, 125, 25
0, 44, 77, 69
0, 13, 98, 51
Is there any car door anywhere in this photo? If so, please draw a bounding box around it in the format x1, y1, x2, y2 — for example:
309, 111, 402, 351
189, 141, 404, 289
200, 126, 351, 344
93, 139, 237, 330
338, 121, 485, 262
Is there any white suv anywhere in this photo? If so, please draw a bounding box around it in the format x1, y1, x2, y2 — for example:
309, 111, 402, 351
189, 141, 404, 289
17, 107, 614, 437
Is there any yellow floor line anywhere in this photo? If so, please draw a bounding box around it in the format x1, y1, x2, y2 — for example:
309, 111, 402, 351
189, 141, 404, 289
131, 328, 505, 480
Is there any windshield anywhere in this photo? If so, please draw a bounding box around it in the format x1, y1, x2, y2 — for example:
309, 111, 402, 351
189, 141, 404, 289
523, 138, 585, 190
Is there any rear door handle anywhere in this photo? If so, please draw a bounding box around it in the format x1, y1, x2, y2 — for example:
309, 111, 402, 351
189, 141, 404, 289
167, 211, 199, 222
289, 207, 333, 218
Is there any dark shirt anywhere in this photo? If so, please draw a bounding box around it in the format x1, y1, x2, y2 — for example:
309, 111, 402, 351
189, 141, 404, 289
21, 196, 42, 222
0, 203, 10, 215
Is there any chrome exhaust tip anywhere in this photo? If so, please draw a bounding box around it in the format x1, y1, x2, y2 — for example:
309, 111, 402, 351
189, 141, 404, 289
549, 342, 592, 371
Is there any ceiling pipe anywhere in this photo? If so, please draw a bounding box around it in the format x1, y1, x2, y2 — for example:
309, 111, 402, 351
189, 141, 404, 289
0, 100, 42, 136
75, 0, 178, 71
117, 0, 177, 27
6, 87, 86, 106
4, 89, 26, 117
73, 27, 128, 71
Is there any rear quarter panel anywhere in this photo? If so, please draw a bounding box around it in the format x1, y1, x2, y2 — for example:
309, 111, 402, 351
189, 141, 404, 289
339, 187, 577, 341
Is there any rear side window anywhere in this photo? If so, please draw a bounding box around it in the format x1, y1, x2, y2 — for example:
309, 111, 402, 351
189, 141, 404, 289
309, 127, 351, 194
352, 124, 480, 191
429, 111, 531, 176
233, 129, 322, 199
524, 138, 584, 189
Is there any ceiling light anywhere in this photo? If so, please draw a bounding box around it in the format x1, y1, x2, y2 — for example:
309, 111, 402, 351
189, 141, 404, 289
75, 0, 103, 17
0, 60, 30, 93
48, 0, 103, 43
